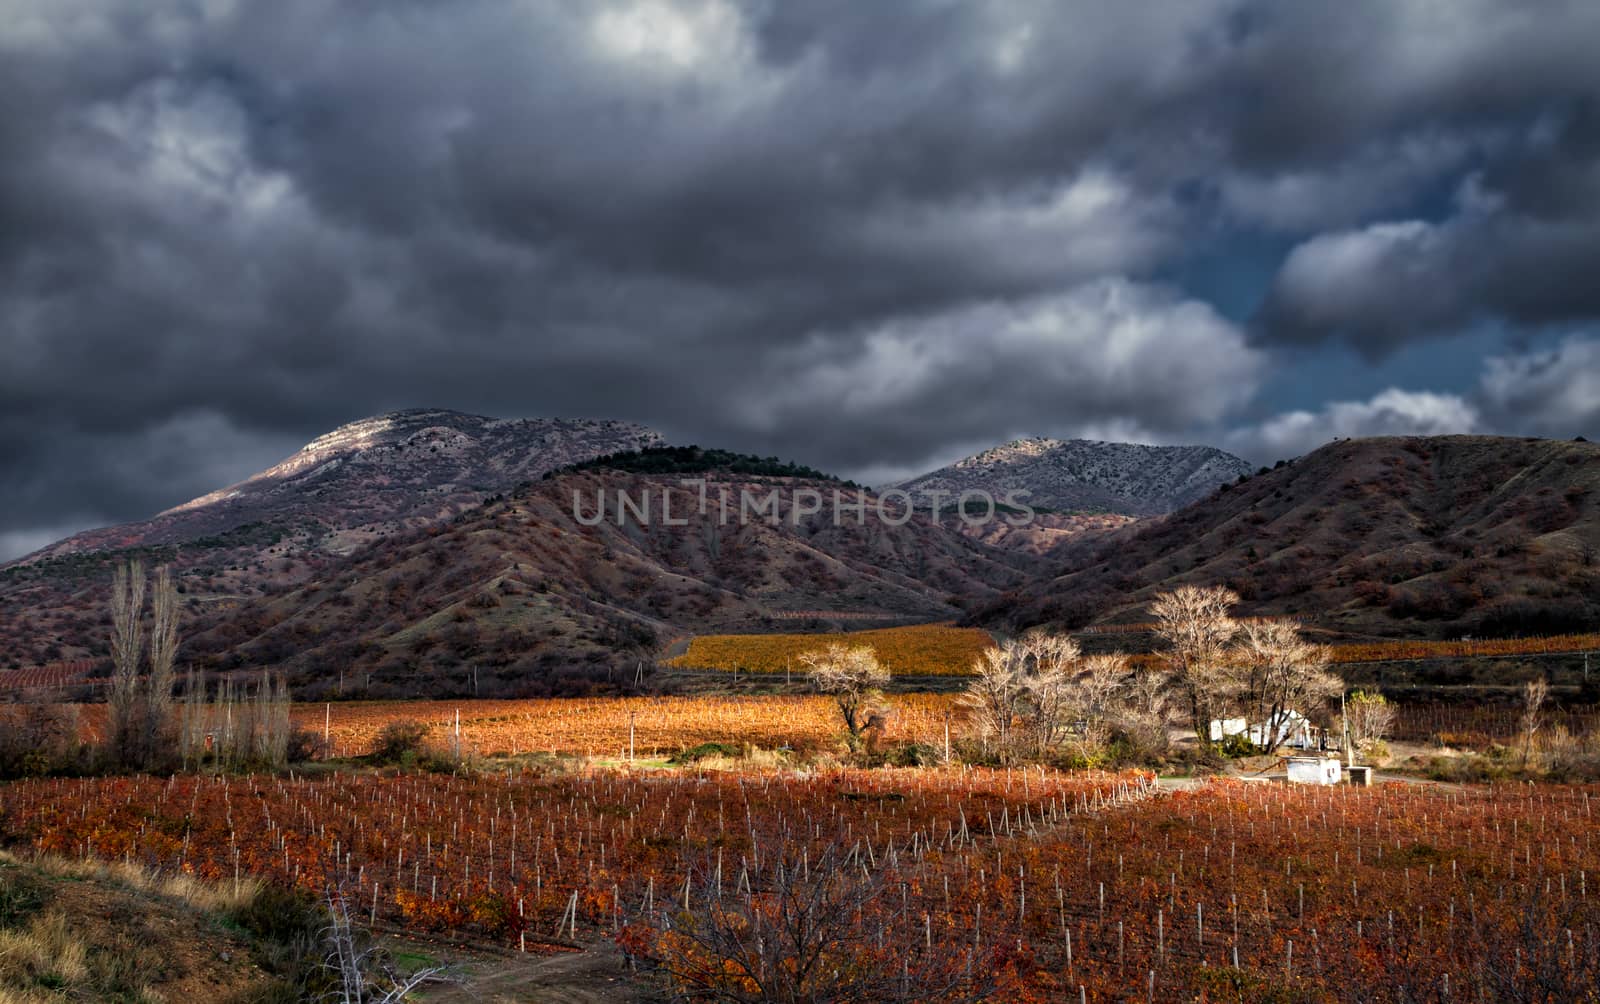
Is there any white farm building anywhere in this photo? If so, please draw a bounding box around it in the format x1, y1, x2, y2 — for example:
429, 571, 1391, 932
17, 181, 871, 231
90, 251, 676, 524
1208, 709, 1324, 750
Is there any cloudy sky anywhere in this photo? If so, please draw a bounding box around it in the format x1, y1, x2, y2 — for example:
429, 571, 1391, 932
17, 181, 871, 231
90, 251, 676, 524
4, 1, 1600, 560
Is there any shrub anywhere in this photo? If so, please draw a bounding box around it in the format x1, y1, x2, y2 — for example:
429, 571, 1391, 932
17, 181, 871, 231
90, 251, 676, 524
878, 742, 937, 768
1357, 738, 1391, 766
1051, 748, 1109, 771
370, 720, 430, 765
0, 870, 43, 929
284, 727, 327, 764
228, 884, 324, 948
1218, 732, 1260, 758
669, 741, 745, 765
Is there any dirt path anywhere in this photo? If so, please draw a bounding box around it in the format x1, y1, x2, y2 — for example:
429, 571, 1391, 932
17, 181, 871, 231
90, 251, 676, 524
390, 936, 658, 1004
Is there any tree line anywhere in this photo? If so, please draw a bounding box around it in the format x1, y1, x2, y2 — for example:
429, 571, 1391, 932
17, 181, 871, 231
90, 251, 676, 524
0, 560, 297, 778
802, 585, 1404, 767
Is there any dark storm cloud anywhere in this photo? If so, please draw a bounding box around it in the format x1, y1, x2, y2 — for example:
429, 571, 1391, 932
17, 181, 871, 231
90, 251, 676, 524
1256, 106, 1600, 356
3, 0, 1600, 558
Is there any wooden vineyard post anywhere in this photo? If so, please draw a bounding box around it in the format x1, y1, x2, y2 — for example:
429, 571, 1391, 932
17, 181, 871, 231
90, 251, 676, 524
324, 703, 330, 759
629, 711, 636, 762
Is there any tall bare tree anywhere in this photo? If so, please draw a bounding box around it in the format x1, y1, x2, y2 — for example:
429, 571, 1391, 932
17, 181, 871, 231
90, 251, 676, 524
108, 559, 146, 764
1072, 652, 1131, 756
959, 641, 1027, 759
145, 564, 180, 756
1520, 676, 1549, 768
1151, 585, 1242, 745
1016, 634, 1081, 757
960, 636, 1100, 760
800, 644, 890, 749
1233, 620, 1341, 751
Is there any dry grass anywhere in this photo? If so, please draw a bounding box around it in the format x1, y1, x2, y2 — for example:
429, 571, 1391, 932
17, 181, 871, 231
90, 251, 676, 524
0, 911, 90, 992
0, 851, 269, 1003
15, 852, 260, 914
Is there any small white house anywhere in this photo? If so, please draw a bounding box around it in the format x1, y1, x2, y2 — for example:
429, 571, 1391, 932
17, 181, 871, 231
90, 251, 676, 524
1208, 717, 1248, 742
1287, 756, 1342, 785
1248, 710, 1320, 750
1209, 710, 1322, 750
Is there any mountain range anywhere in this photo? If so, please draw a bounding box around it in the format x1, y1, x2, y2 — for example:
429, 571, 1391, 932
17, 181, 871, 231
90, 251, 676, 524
982, 435, 1600, 638
891, 437, 1255, 516
3, 412, 1596, 692
19, 409, 662, 564
179, 472, 1041, 697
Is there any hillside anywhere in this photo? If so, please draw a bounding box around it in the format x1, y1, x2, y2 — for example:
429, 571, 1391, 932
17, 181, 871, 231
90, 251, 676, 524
179, 472, 1043, 697
0, 410, 660, 667
12, 409, 662, 565
984, 435, 1600, 637
891, 437, 1254, 516
0, 852, 273, 1000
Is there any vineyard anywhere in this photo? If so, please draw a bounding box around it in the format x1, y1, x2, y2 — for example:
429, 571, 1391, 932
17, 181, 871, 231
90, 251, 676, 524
669, 624, 1599, 680
666, 623, 994, 676
0, 770, 1595, 1000
291, 694, 963, 759
1392, 701, 1600, 746
0, 660, 98, 692
1325, 632, 1600, 664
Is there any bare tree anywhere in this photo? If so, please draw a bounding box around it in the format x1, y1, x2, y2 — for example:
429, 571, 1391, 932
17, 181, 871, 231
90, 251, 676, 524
145, 564, 180, 760
1233, 620, 1341, 752
108, 559, 146, 766
958, 641, 1027, 759
1119, 661, 1174, 756
179, 668, 207, 771
179, 671, 291, 772
1071, 652, 1130, 756
322, 886, 452, 1002
960, 633, 1123, 762
1150, 585, 1242, 745
1521, 676, 1550, 768
800, 644, 890, 749
1343, 690, 1396, 762
1016, 634, 1081, 757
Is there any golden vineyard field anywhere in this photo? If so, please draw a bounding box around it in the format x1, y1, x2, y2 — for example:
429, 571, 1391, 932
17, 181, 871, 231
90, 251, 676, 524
1324, 632, 1600, 663
293, 693, 962, 759
666, 623, 994, 676
668, 623, 1597, 678
1113, 631, 1600, 672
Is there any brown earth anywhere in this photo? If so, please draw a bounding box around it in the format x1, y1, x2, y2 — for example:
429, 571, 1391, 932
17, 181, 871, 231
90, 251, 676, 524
984, 435, 1600, 639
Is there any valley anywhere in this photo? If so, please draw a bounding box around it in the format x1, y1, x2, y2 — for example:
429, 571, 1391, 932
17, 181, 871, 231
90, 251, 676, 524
1, 417, 1597, 1002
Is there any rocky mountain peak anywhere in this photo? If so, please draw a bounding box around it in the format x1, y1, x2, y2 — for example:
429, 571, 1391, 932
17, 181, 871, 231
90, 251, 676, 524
892, 438, 1254, 516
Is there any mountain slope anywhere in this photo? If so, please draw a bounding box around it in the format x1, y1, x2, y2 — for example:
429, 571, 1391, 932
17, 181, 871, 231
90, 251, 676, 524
0, 410, 661, 667
892, 437, 1254, 516
182, 471, 1042, 697
15, 409, 662, 564
985, 435, 1600, 637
